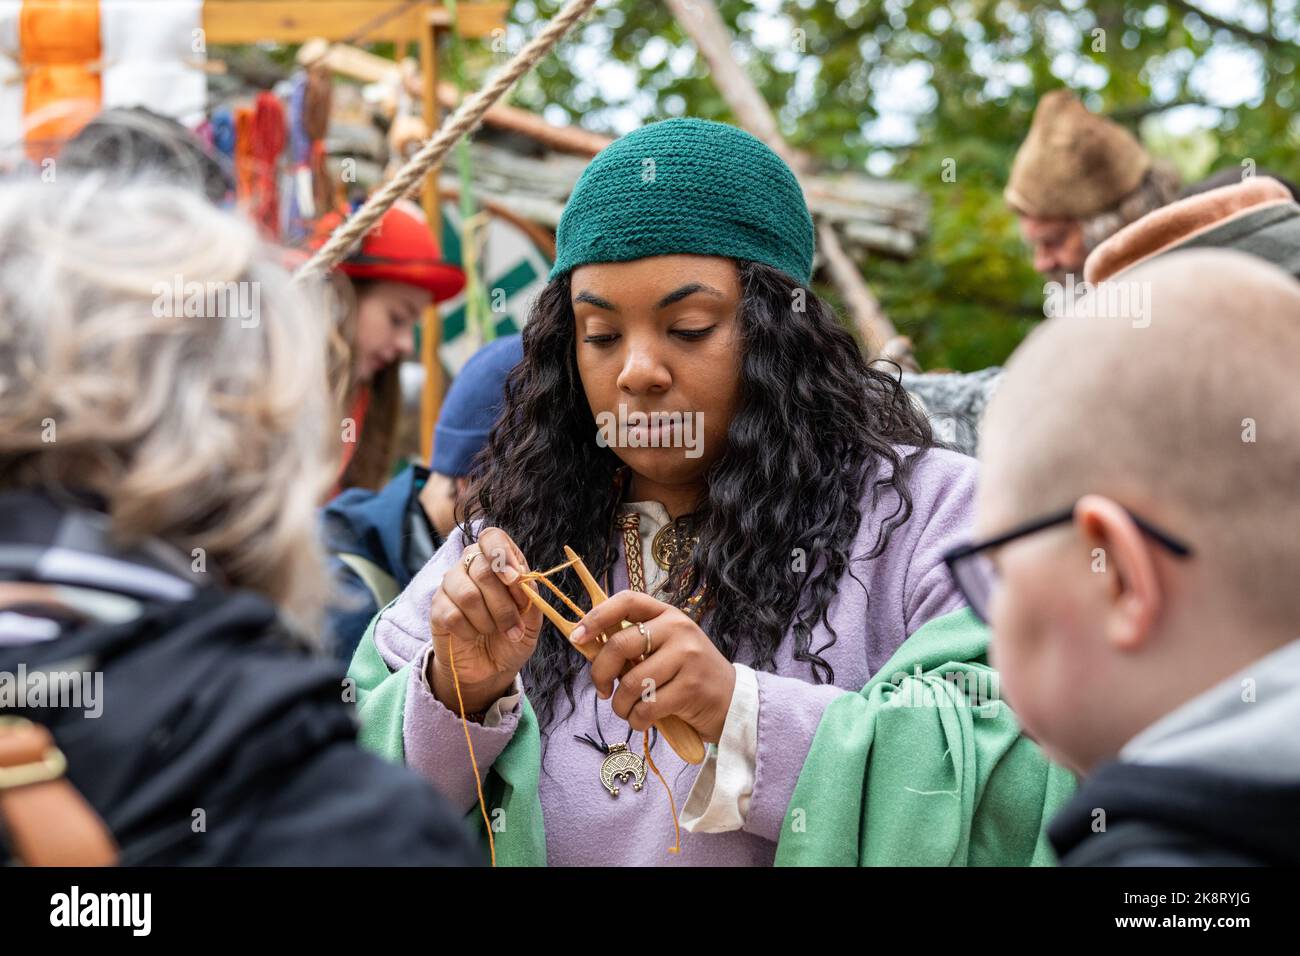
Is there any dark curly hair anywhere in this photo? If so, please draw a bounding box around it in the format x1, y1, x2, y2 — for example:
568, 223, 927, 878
461, 259, 935, 731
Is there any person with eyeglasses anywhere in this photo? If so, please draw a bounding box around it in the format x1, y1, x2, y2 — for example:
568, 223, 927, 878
956, 248, 1300, 866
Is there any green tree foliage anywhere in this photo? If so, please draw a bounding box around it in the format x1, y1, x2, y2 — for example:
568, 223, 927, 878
506, 0, 1300, 369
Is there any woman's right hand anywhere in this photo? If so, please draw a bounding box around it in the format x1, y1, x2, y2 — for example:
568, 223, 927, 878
426, 527, 542, 714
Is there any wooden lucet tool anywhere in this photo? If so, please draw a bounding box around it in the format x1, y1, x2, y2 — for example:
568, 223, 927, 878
518, 546, 707, 765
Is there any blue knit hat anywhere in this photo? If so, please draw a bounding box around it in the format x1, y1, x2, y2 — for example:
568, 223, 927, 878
550, 118, 814, 284
431, 335, 523, 477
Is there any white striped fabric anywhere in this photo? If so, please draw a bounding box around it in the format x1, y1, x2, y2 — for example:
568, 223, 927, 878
36, 547, 196, 602
100, 0, 206, 123
0, 2, 24, 166
0, 611, 60, 645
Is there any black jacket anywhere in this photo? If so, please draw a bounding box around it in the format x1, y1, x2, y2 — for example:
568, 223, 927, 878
0, 491, 482, 866
1049, 760, 1300, 867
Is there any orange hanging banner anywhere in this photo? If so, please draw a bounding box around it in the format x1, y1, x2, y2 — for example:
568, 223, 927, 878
19, 0, 102, 163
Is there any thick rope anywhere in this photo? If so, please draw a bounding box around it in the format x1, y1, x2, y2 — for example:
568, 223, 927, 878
295, 0, 599, 283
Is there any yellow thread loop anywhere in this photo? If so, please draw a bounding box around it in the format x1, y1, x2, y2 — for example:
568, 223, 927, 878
447, 633, 496, 867
643, 729, 682, 854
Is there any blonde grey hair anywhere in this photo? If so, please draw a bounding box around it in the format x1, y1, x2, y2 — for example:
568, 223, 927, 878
1080, 162, 1183, 255
0, 175, 337, 639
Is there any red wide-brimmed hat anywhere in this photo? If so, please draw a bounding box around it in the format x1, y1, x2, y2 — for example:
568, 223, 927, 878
312, 201, 466, 302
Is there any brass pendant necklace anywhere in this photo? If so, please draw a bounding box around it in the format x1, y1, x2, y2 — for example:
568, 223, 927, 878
650, 514, 699, 572
575, 695, 657, 797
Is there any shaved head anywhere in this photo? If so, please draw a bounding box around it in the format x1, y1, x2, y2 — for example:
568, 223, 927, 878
980, 249, 1300, 624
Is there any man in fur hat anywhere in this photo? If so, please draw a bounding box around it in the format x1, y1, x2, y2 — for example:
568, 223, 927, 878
1006, 90, 1181, 287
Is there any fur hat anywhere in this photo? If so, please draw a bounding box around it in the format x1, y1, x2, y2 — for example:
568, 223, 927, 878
1005, 90, 1150, 221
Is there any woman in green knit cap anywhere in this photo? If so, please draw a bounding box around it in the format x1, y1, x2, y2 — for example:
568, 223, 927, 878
351, 118, 1071, 865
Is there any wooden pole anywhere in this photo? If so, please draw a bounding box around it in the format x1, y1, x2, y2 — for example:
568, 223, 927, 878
419, 14, 444, 463
817, 220, 890, 353
663, 0, 916, 369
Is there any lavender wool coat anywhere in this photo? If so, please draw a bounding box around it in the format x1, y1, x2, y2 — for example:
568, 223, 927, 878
370, 447, 979, 865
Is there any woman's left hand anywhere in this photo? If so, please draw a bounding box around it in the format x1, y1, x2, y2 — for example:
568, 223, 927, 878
572, 591, 736, 744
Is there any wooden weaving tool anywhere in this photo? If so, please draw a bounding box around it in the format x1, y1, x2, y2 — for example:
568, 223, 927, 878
518, 546, 707, 765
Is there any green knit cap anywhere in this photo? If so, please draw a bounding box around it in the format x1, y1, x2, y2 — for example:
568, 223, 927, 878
550, 118, 814, 285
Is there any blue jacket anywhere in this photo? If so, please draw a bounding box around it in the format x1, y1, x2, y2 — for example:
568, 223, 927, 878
321, 464, 442, 662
